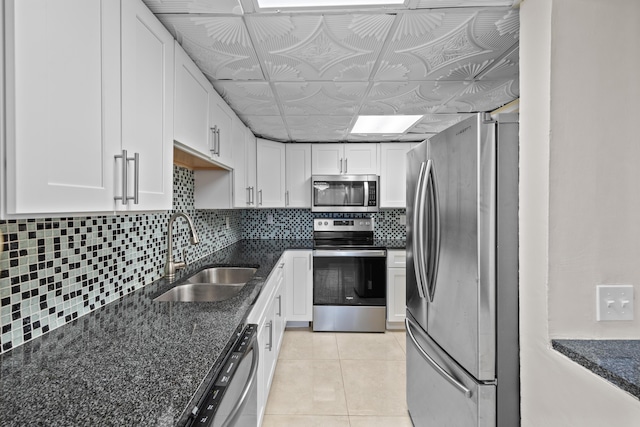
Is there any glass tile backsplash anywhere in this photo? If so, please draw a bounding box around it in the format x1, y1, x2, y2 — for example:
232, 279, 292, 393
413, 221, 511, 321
0, 166, 405, 354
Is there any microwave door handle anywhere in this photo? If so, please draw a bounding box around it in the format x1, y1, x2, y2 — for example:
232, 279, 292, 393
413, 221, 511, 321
406, 317, 472, 398
363, 181, 369, 207
220, 336, 260, 427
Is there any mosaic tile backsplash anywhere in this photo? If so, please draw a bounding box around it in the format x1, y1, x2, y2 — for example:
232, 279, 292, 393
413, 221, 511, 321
0, 165, 405, 354
0, 166, 243, 354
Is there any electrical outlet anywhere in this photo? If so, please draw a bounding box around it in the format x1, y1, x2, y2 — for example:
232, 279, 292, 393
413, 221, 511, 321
596, 285, 634, 321
266, 214, 274, 224
399, 215, 406, 226
225, 216, 230, 229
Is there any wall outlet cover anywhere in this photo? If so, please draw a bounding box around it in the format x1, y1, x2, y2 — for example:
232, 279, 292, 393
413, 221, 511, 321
596, 284, 634, 321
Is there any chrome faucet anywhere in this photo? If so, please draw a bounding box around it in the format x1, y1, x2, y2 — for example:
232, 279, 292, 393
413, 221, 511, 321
164, 212, 200, 279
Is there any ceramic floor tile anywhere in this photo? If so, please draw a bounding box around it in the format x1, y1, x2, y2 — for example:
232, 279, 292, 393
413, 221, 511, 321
340, 359, 407, 416
390, 330, 407, 354
265, 359, 348, 416
262, 415, 350, 427
279, 329, 339, 360
349, 415, 414, 427
335, 332, 405, 360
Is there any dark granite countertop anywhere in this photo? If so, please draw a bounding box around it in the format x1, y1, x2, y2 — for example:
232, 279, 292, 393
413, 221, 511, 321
0, 239, 312, 427
552, 339, 640, 400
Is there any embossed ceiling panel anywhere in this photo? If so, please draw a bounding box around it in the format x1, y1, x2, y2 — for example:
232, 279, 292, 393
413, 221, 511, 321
246, 14, 395, 82
159, 16, 264, 80
144, 1, 519, 142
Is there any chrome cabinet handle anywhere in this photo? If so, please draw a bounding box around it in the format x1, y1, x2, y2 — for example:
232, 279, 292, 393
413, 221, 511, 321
406, 317, 472, 398
216, 127, 221, 157
309, 253, 312, 269
344, 158, 348, 173
251, 187, 255, 205
285, 190, 289, 206
246, 187, 251, 205
277, 295, 282, 316
209, 126, 217, 156
258, 189, 263, 206
339, 158, 343, 174
114, 150, 139, 205
266, 320, 273, 351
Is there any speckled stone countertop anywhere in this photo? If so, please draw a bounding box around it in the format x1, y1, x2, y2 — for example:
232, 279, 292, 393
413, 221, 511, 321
552, 339, 640, 399
0, 239, 312, 427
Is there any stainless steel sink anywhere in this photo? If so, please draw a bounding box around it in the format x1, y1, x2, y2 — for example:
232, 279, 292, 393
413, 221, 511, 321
154, 267, 257, 302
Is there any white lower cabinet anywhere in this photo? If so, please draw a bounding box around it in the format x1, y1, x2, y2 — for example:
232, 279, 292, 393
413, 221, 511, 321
247, 256, 287, 426
285, 250, 313, 323
387, 250, 407, 325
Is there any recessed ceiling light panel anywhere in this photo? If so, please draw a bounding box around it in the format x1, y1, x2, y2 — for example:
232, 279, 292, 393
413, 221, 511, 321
350, 115, 423, 134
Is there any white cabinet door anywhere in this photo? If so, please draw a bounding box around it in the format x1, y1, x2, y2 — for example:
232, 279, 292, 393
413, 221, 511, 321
256, 295, 276, 427
209, 91, 234, 168
343, 143, 379, 174
232, 117, 249, 207
285, 144, 312, 208
120, 0, 174, 211
387, 250, 407, 324
256, 139, 286, 207
245, 129, 257, 207
285, 250, 313, 322
173, 43, 212, 160
311, 144, 342, 175
4, 0, 120, 215
311, 143, 378, 175
379, 143, 415, 208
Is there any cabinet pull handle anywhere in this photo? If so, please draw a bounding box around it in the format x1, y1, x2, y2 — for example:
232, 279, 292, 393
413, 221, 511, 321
114, 150, 139, 205
266, 320, 273, 351
339, 158, 343, 174
277, 295, 282, 316
251, 187, 255, 205
258, 189, 263, 206
344, 158, 347, 173
285, 190, 289, 206
246, 187, 251, 205
309, 253, 312, 269
216, 127, 221, 157
210, 126, 217, 155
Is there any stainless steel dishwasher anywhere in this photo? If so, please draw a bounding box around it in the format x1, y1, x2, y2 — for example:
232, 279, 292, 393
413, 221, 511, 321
185, 324, 259, 427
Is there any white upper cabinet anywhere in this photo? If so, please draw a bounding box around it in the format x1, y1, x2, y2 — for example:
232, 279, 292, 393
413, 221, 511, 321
3, 0, 173, 217
120, 0, 174, 211
233, 124, 257, 208
285, 144, 311, 208
311, 143, 378, 175
209, 91, 234, 168
174, 44, 212, 160
256, 139, 286, 208
379, 143, 417, 208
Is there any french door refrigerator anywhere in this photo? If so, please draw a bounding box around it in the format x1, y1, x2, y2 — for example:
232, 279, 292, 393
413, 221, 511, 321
405, 113, 520, 427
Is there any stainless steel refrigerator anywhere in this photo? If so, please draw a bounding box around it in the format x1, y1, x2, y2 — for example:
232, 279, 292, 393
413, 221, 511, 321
405, 113, 520, 427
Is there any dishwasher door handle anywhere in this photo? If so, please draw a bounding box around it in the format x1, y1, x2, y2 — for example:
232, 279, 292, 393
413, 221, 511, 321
220, 338, 260, 427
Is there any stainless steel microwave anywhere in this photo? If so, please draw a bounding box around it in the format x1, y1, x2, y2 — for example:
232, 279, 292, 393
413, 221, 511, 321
311, 175, 379, 212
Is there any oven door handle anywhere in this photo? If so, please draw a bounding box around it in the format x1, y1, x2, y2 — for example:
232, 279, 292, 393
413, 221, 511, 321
313, 249, 386, 258
220, 336, 260, 427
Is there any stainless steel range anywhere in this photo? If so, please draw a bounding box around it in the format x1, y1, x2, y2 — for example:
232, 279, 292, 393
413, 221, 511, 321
312, 218, 386, 332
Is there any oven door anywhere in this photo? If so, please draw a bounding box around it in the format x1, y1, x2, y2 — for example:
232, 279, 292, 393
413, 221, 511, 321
312, 249, 387, 306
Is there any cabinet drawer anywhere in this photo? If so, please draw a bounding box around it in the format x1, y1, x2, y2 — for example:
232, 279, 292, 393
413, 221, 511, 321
387, 250, 406, 268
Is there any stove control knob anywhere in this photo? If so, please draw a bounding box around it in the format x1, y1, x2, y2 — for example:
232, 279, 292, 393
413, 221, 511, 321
324, 221, 328, 225
359, 221, 363, 226
365, 221, 370, 226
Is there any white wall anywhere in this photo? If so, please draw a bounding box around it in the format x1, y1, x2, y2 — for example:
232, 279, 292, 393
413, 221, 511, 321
520, 0, 640, 424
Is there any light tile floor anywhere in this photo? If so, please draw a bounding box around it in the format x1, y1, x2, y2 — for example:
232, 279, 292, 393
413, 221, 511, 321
263, 328, 412, 427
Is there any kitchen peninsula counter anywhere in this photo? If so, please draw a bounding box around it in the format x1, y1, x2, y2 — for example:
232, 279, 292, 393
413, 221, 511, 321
0, 239, 312, 426
552, 339, 640, 400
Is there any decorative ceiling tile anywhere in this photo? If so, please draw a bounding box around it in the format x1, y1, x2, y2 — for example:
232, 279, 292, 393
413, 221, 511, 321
376, 8, 518, 81
410, 113, 474, 133
143, 0, 243, 14
247, 14, 395, 81
240, 115, 290, 141
360, 81, 468, 115
286, 116, 352, 142
441, 78, 519, 112
477, 45, 519, 80
274, 82, 368, 116
159, 16, 264, 80
213, 82, 280, 115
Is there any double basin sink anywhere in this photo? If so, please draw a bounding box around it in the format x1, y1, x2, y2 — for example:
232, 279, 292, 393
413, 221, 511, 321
154, 267, 257, 302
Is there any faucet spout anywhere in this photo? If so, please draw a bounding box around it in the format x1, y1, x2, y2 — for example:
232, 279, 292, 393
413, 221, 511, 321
165, 212, 200, 279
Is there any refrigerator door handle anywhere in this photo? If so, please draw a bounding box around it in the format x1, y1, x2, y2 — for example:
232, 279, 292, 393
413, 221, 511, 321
425, 159, 440, 302
412, 161, 428, 299
406, 317, 472, 399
